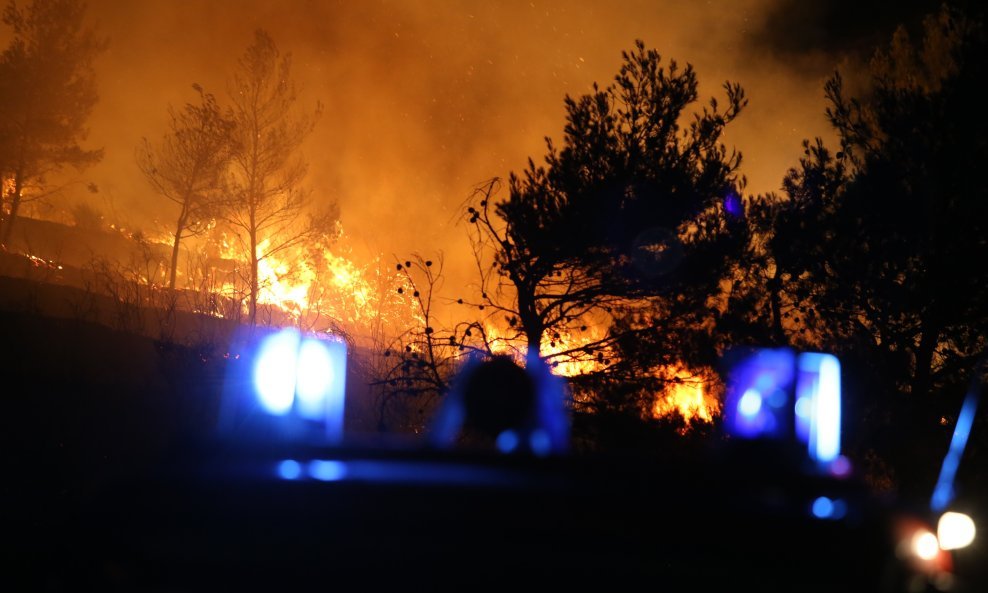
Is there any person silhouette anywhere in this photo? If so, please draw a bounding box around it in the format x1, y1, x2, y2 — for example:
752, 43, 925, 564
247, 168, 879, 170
428, 352, 569, 455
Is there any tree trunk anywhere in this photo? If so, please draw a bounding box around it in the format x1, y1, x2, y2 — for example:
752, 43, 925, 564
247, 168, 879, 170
249, 229, 258, 326
168, 225, 183, 290
912, 321, 940, 399
768, 266, 786, 345
517, 284, 543, 359
1, 181, 23, 245
525, 325, 543, 360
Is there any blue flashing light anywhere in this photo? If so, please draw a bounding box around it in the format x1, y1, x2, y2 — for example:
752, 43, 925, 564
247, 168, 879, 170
251, 329, 347, 439
931, 379, 981, 512
797, 353, 841, 464
794, 395, 812, 444
724, 348, 795, 439
738, 389, 763, 418
254, 328, 300, 415
277, 459, 302, 480
725, 348, 844, 467
219, 326, 348, 445
309, 459, 347, 482
295, 339, 334, 418
811, 496, 847, 520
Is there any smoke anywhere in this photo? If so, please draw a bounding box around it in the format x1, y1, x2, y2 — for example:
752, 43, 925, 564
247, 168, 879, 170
65, 0, 923, 294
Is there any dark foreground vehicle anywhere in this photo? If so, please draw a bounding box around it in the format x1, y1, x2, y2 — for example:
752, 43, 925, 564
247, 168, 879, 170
7, 331, 979, 592
17, 441, 956, 592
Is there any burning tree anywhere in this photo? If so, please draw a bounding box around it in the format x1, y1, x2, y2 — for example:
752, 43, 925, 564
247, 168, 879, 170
0, 0, 105, 244
463, 40, 747, 417
224, 29, 324, 326
136, 84, 233, 290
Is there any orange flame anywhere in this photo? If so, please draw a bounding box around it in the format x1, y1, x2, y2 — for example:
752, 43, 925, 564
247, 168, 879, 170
483, 320, 720, 426
480, 321, 611, 376
651, 364, 721, 426
204, 227, 421, 343
1, 175, 14, 200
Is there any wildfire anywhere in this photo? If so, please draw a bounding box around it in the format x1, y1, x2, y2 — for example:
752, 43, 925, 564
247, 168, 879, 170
651, 364, 721, 426
255, 238, 314, 312
26, 254, 64, 271
483, 320, 720, 426
541, 326, 611, 377
1, 175, 14, 200
204, 227, 420, 344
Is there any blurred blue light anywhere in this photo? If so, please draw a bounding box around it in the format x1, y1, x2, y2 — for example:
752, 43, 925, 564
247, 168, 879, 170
277, 459, 302, 480
738, 389, 763, 418
314, 338, 348, 443
931, 380, 980, 512
295, 339, 334, 419
829, 455, 853, 478
832, 499, 847, 519
254, 329, 300, 415
724, 192, 743, 218
767, 388, 787, 408
811, 496, 847, 520
529, 429, 551, 457
496, 429, 520, 453
797, 353, 841, 463
724, 348, 794, 439
218, 326, 348, 445
309, 459, 347, 481
726, 348, 845, 468
811, 496, 834, 518
527, 351, 570, 454
794, 395, 811, 444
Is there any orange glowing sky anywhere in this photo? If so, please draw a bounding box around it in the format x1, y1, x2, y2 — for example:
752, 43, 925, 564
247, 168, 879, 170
19, 0, 928, 289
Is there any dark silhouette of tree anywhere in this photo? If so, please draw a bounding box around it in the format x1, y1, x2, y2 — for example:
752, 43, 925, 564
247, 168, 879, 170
0, 0, 105, 244
136, 85, 233, 290
372, 255, 451, 430
463, 40, 746, 415
769, 6, 987, 495
372, 254, 492, 431
225, 29, 323, 325
778, 7, 987, 395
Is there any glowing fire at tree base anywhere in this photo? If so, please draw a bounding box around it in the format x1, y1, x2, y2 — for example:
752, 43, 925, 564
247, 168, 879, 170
651, 365, 721, 427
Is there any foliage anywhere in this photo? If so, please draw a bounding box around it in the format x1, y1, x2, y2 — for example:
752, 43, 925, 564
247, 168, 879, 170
769, 6, 987, 493
137, 84, 233, 289
224, 29, 327, 325
778, 7, 987, 395
0, 0, 105, 243
462, 40, 747, 420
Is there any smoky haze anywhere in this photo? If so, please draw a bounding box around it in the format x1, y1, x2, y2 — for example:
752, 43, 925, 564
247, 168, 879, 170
62, 0, 898, 293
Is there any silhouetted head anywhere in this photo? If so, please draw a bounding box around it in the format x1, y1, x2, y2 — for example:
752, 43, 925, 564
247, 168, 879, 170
460, 355, 536, 440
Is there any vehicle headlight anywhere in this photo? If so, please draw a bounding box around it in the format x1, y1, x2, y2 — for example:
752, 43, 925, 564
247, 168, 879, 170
911, 529, 940, 561
937, 511, 976, 550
